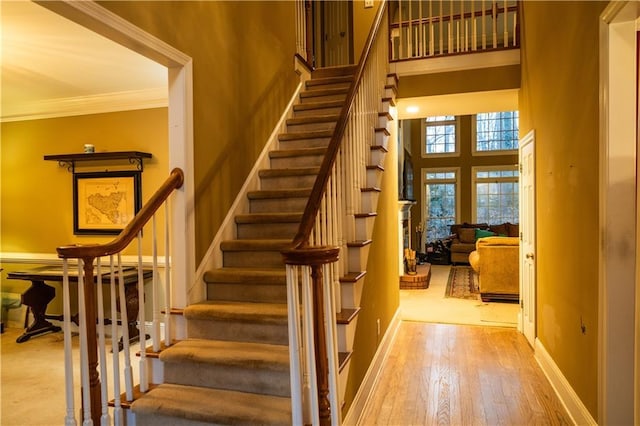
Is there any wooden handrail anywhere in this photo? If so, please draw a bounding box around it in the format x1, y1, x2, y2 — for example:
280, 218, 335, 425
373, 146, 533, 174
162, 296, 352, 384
291, 0, 388, 249
57, 168, 184, 259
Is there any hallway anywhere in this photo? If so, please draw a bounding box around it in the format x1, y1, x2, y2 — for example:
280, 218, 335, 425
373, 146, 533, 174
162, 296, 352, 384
358, 322, 571, 425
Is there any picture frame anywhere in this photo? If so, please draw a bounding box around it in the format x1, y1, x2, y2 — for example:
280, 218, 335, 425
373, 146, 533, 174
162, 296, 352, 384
73, 171, 142, 235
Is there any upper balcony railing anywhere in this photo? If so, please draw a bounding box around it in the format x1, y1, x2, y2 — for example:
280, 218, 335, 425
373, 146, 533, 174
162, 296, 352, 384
389, 0, 519, 61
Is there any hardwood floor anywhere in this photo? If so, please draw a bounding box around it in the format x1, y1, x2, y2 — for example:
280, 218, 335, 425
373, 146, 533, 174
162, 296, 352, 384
358, 322, 572, 425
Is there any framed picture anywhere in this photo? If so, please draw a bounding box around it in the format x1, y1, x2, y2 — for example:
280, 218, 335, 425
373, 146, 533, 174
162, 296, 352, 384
73, 171, 142, 235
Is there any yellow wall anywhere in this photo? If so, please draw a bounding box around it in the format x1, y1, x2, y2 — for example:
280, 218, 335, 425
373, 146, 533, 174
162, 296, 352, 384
98, 1, 299, 264
352, 0, 380, 63
406, 115, 518, 251
398, 64, 521, 97
519, 0, 607, 417
344, 112, 400, 415
1, 108, 168, 308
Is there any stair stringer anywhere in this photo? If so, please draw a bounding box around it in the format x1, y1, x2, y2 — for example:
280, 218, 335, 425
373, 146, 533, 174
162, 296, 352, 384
191, 76, 309, 307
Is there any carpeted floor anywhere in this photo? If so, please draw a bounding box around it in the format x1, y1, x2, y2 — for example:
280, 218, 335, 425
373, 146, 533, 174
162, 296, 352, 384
400, 264, 519, 328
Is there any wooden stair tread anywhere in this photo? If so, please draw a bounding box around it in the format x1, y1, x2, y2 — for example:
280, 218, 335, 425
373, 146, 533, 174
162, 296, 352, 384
378, 111, 393, 120
347, 240, 372, 248
293, 99, 344, 111
109, 383, 158, 409
362, 187, 382, 193
311, 65, 357, 78
278, 129, 333, 140
355, 212, 377, 218
367, 164, 385, 171
286, 114, 340, 125
247, 188, 312, 199
220, 239, 293, 251
136, 340, 181, 358
382, 96, 396, 106
235, 213, 302, 223
338, 351, 352, 373
340, 271, 367, 283
371, 144, 388, 152
306, 75, 353, 87
300, 87, 348, 98
336, 307, 361, 324
269, 147, 326, 158
259, 167, 320, 177
375, 127, 390, 135
204, 267, 286, 284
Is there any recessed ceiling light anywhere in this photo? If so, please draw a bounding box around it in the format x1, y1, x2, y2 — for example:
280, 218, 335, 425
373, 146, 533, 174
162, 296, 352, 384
406, 105, 419, 113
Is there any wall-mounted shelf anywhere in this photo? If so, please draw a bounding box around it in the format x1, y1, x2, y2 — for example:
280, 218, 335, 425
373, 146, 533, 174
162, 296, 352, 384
44, 151, 152, 172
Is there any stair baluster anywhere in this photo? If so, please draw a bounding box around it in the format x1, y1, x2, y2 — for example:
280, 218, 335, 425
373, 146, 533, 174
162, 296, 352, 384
282, 1, 391, 423
57, 168, 184, 425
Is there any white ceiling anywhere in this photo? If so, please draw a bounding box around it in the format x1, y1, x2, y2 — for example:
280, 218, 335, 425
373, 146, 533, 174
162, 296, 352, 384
1, 0, 168, 122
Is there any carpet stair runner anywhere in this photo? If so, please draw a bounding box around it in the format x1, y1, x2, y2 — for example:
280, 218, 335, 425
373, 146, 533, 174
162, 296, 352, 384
131, 66, 396, 425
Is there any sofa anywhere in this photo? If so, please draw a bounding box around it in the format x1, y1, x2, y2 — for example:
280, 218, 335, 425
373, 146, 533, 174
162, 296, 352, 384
468, 236, 520, 302
449, 222, 519, 264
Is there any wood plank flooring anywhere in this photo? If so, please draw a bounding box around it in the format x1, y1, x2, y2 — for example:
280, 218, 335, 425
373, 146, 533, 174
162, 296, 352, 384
358, 322, 572, 425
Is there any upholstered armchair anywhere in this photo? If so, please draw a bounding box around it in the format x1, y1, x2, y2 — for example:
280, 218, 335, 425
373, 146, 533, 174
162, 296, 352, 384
468, 236, 520, 302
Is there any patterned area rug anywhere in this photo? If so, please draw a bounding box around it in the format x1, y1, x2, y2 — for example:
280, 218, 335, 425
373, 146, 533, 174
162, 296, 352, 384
445, 266, 479, 299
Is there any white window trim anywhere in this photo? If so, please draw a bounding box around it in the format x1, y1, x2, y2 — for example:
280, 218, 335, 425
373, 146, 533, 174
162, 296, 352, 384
471, 165, 519, 223
421, 167, 461, 240
471, 112, 519, 156
421, 116, 460, 158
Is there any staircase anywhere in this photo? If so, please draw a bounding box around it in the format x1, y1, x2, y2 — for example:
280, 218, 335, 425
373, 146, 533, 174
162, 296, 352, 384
130, 66, 396, 425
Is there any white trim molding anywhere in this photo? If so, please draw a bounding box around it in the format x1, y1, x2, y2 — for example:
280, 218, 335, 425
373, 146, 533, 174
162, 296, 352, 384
390, 49, 520, 77
599, 2, 639, 424
343, 309, 401, 426
534, 338, 597, 425
0, 252, 168, 268
1, 87, 168, 123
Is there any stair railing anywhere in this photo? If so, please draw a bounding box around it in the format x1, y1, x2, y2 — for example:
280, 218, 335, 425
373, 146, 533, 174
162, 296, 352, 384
56, 168, 184, 426
389, 0, 519, 61
282, 2, 389, 424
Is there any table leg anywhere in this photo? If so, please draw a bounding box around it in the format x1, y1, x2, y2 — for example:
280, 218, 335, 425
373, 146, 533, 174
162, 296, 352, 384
17, 280, 62, 343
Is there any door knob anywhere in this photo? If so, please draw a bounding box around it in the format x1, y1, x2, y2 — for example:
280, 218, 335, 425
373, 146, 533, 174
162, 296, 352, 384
526, 253, 534, 259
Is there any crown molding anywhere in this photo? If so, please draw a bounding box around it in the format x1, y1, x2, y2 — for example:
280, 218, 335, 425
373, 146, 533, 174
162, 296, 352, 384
1, 87, 168, 122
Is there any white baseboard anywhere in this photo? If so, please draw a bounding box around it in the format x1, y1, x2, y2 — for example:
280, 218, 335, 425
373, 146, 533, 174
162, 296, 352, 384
534, 338, 597, 425
343, 309, 401, 426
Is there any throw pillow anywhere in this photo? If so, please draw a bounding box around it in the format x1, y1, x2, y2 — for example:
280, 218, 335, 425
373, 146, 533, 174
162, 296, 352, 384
507, 222, 520, 237
489, 223, 508, 236
475, 229, 496, 239
458, 228, 476, 243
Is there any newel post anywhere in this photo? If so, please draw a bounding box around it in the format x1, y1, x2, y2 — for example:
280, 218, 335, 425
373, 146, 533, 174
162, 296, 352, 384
282, 246, 339, 425
82, 257, 102, 424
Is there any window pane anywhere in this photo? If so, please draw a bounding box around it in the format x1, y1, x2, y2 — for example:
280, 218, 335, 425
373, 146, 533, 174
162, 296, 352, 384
425, 117, 456, 155
425, 181, 456, 241
476, 111, 519, 152
474, 167, 519, 224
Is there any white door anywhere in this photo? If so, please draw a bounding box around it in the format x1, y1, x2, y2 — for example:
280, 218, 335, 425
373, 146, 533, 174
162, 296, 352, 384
519, 130, 536, 346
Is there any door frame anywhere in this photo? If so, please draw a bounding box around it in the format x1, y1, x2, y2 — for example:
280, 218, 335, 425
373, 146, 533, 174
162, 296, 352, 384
518, 129, 535, 346
599, 2, 638, 424
37, 1, 196, 309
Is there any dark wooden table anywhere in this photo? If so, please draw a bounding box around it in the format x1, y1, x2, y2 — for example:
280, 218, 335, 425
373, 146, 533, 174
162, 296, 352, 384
7, 266, 152, 345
